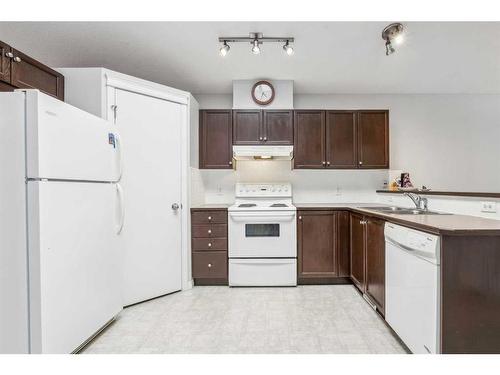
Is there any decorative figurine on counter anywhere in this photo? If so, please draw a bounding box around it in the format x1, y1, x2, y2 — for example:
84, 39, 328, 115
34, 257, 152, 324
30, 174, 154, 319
401, 172, 413, 188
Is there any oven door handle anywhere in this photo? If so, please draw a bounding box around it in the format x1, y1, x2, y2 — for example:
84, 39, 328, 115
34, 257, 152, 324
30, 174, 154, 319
229, 212, 296, 222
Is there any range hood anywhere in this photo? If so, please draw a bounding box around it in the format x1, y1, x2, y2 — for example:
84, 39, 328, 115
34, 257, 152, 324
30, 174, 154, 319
232, 145, 294, 161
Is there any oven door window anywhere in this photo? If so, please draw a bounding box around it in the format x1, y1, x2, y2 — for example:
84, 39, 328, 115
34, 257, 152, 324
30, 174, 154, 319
245, 223, 280, 237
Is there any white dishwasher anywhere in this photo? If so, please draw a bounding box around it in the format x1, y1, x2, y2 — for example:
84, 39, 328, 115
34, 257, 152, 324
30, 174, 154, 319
385, 223, 440, 354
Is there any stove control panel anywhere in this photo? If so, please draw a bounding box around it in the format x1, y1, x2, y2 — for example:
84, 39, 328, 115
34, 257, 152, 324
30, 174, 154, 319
235, 183, 292, 198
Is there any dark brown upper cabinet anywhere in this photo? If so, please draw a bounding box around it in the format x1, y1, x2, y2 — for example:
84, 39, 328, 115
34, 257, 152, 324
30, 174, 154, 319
232, 110, 262, 145
357, 110, 389, 168
0, 40, 12, 84
263, 110, 293, 145
0, 40, 64, 101
326, 111, 357, 168
199, 110, 233, 169
293, 110, 325, 168
294, 109, 389, 169
233, 109, 293, 145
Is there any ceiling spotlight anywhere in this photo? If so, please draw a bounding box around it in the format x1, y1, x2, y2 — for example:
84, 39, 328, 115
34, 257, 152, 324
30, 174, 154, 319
385, 40, 396, 56
251, 39, 261, 55
283, 40, 294, 55
219, 41, 230, 57
382, 23, 405, 56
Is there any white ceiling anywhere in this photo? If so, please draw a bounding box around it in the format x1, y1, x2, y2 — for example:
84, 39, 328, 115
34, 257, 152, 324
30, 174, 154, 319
0, 22, 499, 94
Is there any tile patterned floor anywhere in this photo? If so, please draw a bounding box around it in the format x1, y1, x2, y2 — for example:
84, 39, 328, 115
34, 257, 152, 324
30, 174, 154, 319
82, 285, 408, 354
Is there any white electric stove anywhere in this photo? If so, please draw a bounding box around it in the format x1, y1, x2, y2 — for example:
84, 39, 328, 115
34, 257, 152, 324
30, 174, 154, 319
228, 183, 297, 286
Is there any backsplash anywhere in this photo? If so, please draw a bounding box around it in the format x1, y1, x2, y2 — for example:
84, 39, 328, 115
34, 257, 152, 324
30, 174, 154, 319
192, 161, 388, 204
377, 192, 500, 220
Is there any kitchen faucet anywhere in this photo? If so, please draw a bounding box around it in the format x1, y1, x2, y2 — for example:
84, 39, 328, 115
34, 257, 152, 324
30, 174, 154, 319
404, 192, 428, 211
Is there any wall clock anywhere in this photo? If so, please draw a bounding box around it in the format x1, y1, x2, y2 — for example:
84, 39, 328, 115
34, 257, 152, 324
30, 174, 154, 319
251, 80, 275, 106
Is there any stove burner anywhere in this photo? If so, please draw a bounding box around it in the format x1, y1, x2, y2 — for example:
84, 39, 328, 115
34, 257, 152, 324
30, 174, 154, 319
270, 203, 288, 207
238, 203, 257, 208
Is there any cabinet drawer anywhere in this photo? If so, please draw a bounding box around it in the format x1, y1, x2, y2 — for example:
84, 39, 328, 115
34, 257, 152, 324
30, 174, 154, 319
192, 238, 227, 251
192, 224, 227, 238
192, 251, 227, 279
192, 211, 227, 224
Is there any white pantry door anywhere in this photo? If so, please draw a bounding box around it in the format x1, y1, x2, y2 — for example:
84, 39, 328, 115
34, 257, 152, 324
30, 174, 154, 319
114, 89, 183, 306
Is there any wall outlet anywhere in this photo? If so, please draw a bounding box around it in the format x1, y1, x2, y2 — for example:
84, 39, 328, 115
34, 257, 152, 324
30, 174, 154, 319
481, 201, 497, 213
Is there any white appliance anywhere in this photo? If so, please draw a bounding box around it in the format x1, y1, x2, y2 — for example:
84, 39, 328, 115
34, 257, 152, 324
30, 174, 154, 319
58, 68, 192, 305
385, 223, 441, 354
228, 183, 297, 286
232, 145, 293, 161
0, 90, 122, 353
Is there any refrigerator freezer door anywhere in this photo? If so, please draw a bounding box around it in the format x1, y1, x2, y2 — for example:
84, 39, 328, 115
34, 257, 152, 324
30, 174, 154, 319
25, 90, 120, 182
27, 181, 122, 354
113, 88, 183, 306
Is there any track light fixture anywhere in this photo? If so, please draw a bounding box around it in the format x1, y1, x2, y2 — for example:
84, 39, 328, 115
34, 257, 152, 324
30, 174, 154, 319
382, 23, 405, 56
218, 33, 294, 56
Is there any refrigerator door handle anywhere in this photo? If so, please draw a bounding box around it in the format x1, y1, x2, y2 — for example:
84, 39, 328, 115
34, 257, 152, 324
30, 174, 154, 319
115, 183, 125, 234
115, 133, 123, 182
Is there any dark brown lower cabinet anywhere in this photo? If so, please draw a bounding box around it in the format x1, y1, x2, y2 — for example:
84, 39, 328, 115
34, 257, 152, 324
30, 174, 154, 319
350, 212, 385, 315
191, 208, 228, 285
297, 210, 350, 284
350, 212, 366, 290
365, 217, 385, 314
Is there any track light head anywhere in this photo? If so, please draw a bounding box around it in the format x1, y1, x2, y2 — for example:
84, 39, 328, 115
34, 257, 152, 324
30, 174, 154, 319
385, 40, 395, 56
382, 23, 405, 56
283, 40, 294, 55
251, 39, 261, 54
219, 41, 230, 57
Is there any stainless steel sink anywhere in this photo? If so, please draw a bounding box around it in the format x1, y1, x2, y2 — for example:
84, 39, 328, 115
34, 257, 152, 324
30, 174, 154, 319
359, 206, 450, 215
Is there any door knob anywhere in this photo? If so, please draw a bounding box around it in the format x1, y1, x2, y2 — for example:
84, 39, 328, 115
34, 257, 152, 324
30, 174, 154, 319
171, 203, 180, 210
359, 161, 363, 165
263, 137, 267, 141
208, 229, 212, 234
322, 161, 326, 166
208, 216, 212, 221
5, 52, 13, 58
326, 161, 331, 166
298, 216, 302, 220
207, 263, 212, 268
259, 137, 263, 141
13, 56, 21, 63
208, 243, 212, 247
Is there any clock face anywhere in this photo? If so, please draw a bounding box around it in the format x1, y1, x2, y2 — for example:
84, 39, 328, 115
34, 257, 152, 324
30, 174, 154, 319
252, 81, 275, 105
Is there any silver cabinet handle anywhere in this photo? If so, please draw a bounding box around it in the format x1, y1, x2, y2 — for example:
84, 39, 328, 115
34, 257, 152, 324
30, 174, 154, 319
322, 161, 326, 166
13, 56, 21, 63
360, 220, 367, 225
208, 229, 212, 234
263, 137, 267, 141
326, 161, 331, 166
5, 52, 13, 58
298, 216, 302, 220
207, 263, 212, 268
359, 161, 363, 165
208, 216, 212, 221
229, 160, 232, 165
259, 137, 263, 141
208, 243, 212, 247
171, 203, 180, 210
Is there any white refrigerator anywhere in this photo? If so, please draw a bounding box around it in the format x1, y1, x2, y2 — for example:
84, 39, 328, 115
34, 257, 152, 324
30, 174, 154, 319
0, 90, 123, 353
